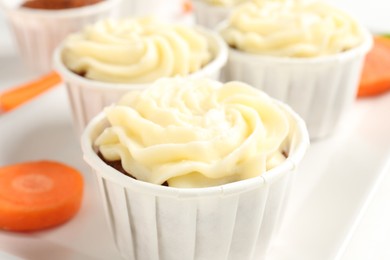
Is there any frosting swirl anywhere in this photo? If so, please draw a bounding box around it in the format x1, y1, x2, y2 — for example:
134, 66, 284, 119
220, 0, 364, 57
95, 77, 290, 188
62, 17, 212, 83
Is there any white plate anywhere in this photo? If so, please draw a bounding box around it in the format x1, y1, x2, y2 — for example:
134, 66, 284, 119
268, 92, 390, 260
1, 6, 390, 260
0, 87, 123, 260
1, 67, 390, 260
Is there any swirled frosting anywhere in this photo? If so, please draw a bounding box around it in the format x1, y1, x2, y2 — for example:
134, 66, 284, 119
220, 0, 364, 57
204, 0, 249, 7
95, 77, 290, 188
61, 17, 212, 83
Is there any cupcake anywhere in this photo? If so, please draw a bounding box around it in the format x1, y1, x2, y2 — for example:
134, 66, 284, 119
2, 0, 121, 74
218, 0, 372, 139
191, 0, 250, 29
81, 77, 309, 260
53, 17, 228, 134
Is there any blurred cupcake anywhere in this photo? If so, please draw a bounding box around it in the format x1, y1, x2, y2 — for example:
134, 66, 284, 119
2, 0, 121, 74
53, 17, 228, 133
81, 77, 309, 260
219, 0, 372, 139
191, 0, 250, 29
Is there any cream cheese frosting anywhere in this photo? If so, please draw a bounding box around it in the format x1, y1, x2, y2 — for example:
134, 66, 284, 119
95, 77, 290, 188
220, 0, 364, 57
61, 17, 212, 83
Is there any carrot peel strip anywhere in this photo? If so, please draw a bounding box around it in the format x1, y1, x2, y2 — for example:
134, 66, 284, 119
0, 71, 62, 112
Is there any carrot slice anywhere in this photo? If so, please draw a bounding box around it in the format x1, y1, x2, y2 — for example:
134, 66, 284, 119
358, 36, 390, 97
0, 71, 62, 112
0, 161, 83, 232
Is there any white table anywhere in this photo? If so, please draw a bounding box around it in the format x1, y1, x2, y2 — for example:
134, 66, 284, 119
1, 3, 390, 260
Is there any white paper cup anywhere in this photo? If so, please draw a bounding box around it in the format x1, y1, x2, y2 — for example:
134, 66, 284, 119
219, 24, 372, 140
2, 0, 121, 74
192, 0, 232, 29
119, 0, 161, 16
53, 26, 227, 135
81, 97, 309, 260
118, 0, 189, 23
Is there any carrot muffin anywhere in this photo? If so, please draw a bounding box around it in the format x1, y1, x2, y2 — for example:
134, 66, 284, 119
218, 0, 372, 139
81, 77, 309, 259
54, 17, 228, 132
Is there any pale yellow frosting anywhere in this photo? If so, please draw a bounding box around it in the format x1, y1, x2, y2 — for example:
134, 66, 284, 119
95, 77, 290, 188
62, 17, 212, 83
204, 0, 249, 7
220, 0, 364, 57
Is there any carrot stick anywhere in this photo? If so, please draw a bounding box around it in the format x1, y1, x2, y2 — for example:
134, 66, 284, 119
0, 161, 83, 232
0, 71, 62, 112
358, 36, 390, 97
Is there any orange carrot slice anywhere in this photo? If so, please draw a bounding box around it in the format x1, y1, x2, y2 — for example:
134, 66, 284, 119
358, 36, 390, 97
0, 161, 83, 232
0, 71, 62, 112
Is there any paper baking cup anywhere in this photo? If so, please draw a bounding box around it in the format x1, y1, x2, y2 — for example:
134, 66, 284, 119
118, 0, 159, 16
118, 0, 184, 21
220, 27, 372, 140
3, 0, 121, 74
53, 26, 228, 134
81, 99, 309, 260
192, 0, 232, 29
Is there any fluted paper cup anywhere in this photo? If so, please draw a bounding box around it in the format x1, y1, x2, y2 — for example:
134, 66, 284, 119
119, 0, 162, 16
192, 0, 232, 29
219, 24, 372, 140
53, 26, 228, 134
81, 99, 309, 260
2, 0, 121, 74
